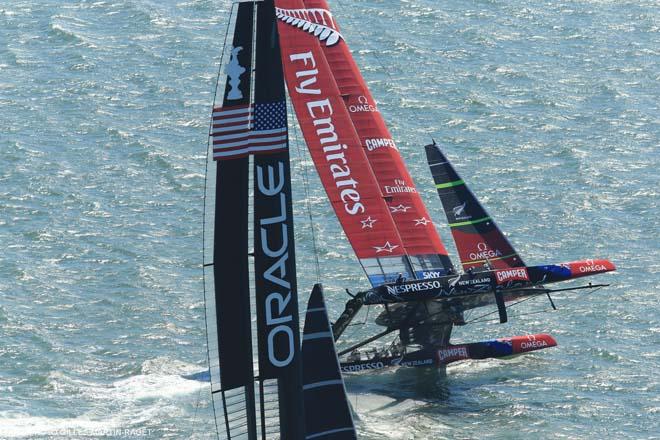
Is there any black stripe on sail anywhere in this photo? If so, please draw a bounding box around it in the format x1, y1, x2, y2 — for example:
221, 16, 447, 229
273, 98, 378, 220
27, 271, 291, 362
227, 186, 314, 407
302, 285, 357, 440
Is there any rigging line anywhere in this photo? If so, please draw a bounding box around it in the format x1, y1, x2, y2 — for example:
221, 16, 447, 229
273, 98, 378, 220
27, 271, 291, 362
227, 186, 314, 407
186, 377, 207, 439
467, 309, 556, 325
340, 304, 373, 350
346, 304, 371, 328
287, 97, 322, 283
202, 4, 237, 440
463, 292, 547, 325
404, 290, 547, 328
463, 284, 610, 326
333, 0, 430, 139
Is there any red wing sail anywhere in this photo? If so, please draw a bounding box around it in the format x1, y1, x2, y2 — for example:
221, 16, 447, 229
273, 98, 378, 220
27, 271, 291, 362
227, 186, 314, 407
275, 0, 412, 284
425, 142, 525, 271
288, 0, 455, 279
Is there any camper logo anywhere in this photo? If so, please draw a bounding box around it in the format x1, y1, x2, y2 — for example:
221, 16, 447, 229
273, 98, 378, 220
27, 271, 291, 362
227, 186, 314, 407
275, 7, 343, 46
437, 346, 469, 363
495, 268, 529, 284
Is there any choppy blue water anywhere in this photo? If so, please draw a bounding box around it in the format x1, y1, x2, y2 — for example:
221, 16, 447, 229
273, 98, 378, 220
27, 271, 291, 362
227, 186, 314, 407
1, 0, 658, 438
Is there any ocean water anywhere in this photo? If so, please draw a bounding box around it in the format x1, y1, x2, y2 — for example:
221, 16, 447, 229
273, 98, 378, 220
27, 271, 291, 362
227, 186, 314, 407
0, 0, 658, 439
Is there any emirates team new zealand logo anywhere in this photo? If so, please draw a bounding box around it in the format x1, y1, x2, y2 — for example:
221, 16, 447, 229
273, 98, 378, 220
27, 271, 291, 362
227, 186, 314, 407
275, 7, 343, 46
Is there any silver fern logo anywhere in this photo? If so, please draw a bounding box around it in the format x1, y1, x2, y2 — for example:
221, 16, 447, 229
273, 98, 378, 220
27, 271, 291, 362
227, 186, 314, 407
275, 7, 342, 46
452, 202, 470, 220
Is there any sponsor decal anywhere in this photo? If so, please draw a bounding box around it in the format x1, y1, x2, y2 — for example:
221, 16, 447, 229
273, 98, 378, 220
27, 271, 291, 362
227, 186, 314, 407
386, 280, 444, 296
422, 271, 443, 279
365, 137, 397, 152
275, 8, 342, 46
288, 51, 365, 215
495, 268, 529, 284
574, 259, 608, 274
341, 361, 384, 372
348, 95, 377, 113
437, 346, 469, 363
520, 339, 548, 350
384, 178, 417, 194
374, 241, 399, 253
452, 202, 470, 221
256, 162, 295, 369
468, 242, 502, 261
225, 46, 246, 100
517, 334, 549, 351
456, 277, 490, 287
390, 358, 434, 367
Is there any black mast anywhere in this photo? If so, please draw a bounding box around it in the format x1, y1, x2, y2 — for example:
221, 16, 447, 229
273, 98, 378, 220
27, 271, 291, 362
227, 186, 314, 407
253, 1, 305, 438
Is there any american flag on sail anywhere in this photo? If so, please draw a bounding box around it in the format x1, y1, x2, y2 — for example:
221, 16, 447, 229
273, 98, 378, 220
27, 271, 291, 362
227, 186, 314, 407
212, 101, 288, 160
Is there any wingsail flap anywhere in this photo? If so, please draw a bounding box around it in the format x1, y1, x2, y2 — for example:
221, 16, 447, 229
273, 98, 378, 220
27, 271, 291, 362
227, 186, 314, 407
303, 284, 357, 439
425, 143, 525, 271
275, 0, 413, 286
298, 0, 455, 279
207, 0, 256, 394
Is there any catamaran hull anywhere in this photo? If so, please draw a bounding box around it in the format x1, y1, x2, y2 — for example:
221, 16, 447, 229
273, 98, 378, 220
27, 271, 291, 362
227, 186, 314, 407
340, 334, 557, 373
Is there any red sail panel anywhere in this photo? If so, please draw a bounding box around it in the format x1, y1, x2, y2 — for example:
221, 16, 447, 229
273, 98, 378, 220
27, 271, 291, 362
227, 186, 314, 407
275, 0, 404, 260
292, 0, 451, 261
